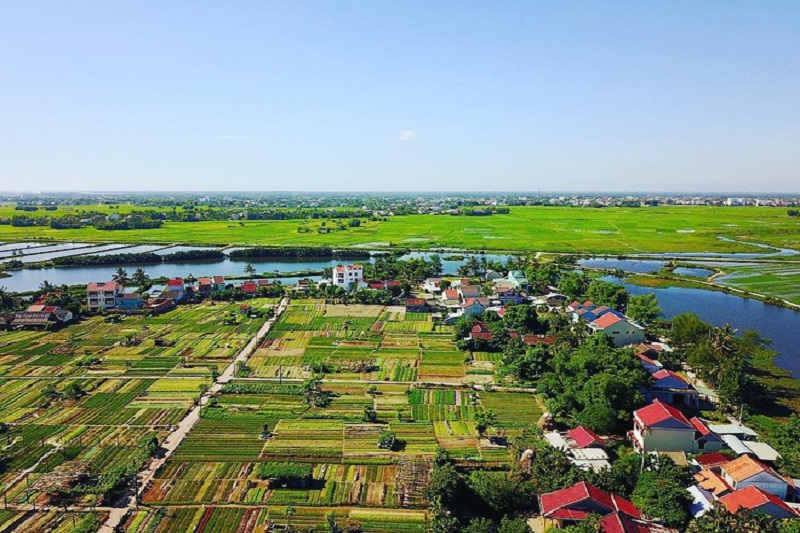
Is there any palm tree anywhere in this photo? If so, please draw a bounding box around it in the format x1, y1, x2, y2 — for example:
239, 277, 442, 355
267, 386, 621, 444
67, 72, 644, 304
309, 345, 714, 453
112, 267, 129, 286
39, 280, 55, 293
0, 287, 14, 311
243, 263, 256, 278
131, 268, 150, 287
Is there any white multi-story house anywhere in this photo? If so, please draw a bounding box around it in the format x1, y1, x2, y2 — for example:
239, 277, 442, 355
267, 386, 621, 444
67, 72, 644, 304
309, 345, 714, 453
87, 281, 124, 311
332, 264, 364, 289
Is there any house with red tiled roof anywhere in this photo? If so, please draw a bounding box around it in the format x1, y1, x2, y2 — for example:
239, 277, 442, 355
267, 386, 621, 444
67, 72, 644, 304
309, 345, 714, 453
469, 321, 493, 341
197, 277, 214, 295
212, 276, 226, 291
241, 281, 258, 295
440, 289, 460, 308
588, 313, 645, 347
522, 334, 556, 347
631, 400, 695, 453
544, 426, 611, 473
719, 455, 793, 499
719, 486, 797, 519
405, 298, 428, 313
569, 426, 606, 449
647, 369, 700, 407
87, 280, 124, 310
539, 481, 642, 529
694, 468, 734, 498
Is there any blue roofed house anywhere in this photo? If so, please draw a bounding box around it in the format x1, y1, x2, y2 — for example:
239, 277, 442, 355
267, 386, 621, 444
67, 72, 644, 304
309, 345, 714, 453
117, 293, 144, 310
462, 297, 489, 317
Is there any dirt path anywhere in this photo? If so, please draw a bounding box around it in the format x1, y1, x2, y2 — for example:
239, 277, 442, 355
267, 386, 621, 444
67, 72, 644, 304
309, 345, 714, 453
98, 297, 289, 533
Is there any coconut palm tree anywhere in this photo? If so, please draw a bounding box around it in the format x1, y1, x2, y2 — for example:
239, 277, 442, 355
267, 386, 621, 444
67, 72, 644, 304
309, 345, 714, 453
39, 280, 55, 293
111, 267, 129, 286
0, 287, 14, 311
131, 268, 150, 287
244, 263, 256, 277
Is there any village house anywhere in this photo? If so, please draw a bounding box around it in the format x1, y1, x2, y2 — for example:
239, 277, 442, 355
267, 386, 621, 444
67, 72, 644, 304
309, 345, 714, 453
197, 277, 214, 295
241, 281, 259, 296
719, 455, 793, 500
457, 284, 482, 300
506, 270, 529, 290
213, 275, 226, 291
439, 289, 461, 309
538, 481, 675, 532
492, 285, 526, 305
647, 369, 700, 407
631, 400, 696, 454
332, 264, 363, 289
544, 426, 612, 473
461, 297, 489, 317
587, 313, 645, 347
87, 281, 124, 311
9, 305, 73, 329
719, 486, 797, 519
405, 298, 428, 313
422, 277, 443, 293
117, 293, 144, 310
165, 278, 186, 301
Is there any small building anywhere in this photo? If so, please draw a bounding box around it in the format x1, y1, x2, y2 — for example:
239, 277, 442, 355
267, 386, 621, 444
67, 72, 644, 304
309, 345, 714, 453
719, 486, 797, 519
461, 297, 489, 317
213, 275, 227, 291
332, 264, 364, 289
631, 400, 696, 453
539, 481, 643, 529
166, 278, 186, 301
143, 297, 175, 315
197, 277, 214, 295
648, 369, 700, 407
87, 281, 123, 311
440, 289, 461, 308
484, 270, 503, 282
689, 418, 725, 454
405, 298, 428, 313
11, 305, 73, 329
588, 313, 645, 347
506, 270, 529, 290
719, 455, 793, 500
241, 281, 259, 296
423, 277, 443, 293
457, 284, 482, 300
492, 286, 526, 305
117, 293, 144, 310
544, 426, 611, 473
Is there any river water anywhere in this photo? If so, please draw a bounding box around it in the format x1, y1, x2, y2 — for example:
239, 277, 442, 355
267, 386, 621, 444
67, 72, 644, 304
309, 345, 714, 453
601, 276, 800, 376
0, 252, 510, 293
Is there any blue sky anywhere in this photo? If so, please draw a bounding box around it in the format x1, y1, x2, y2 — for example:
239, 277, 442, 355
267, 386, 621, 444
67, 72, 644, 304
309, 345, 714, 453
1, 1, 799, 193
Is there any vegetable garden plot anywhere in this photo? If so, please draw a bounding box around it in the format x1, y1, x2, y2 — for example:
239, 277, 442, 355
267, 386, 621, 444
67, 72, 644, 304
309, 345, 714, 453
262, 419, 344, 461
307, 463, 399, 506
173, 409, 268, 462
408, 388, 475, 422
478, 391, 541, 435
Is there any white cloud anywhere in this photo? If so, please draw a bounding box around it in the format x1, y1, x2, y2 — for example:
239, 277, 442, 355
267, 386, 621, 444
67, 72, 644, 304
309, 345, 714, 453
397, 129, 416, 142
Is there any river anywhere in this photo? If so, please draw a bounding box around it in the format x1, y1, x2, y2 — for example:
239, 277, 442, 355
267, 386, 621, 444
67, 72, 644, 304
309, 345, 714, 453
601, 276, 800, 376
0, 252, 510, 293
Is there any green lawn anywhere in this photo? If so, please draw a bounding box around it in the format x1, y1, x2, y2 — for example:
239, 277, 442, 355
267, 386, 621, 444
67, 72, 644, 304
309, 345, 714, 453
1, 205, 799, 254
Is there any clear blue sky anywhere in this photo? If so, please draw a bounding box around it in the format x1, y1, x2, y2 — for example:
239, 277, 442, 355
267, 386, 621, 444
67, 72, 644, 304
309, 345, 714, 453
2, 1, 799, 193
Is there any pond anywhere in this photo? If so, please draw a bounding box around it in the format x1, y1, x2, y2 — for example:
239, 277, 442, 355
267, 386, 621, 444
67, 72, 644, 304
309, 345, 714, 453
0, 251, 510, 293
601, 276, 800, 376
577, 258, 665, 273
672, 267, 714, 278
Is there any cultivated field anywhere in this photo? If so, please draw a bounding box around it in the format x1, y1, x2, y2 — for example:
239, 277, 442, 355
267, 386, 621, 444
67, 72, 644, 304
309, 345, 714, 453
1, 206, 799, 254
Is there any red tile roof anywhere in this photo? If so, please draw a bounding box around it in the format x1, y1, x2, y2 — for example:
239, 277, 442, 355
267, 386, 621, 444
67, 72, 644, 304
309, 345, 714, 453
242, 282, 258, 292
167, 278, 184, 286
406, 298, 426, 306
213, 276, 225, 283
694, 452, 731, 467
634, 400, 692, 428
591, 313, 623, 329
443, 289, 459, 300
651, 369, 688, 384
599, 513, 677, 533
720, 486, 797, 516
462, 297, 488, 309
198, 277, 212, 285
690, 418, 713, 437
540, 481, 641, 521
568, 426, 605, 448
87, 281, 120, 292
522, 334, 556, 346
721, 455, 781, 484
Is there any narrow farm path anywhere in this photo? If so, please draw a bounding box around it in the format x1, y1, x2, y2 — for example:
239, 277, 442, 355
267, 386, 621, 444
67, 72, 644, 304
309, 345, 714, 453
98, 297, 290, 533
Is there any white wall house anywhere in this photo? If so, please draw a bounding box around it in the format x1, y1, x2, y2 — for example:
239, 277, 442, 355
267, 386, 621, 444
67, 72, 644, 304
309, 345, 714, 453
87, 281, 124, 311
333, 264, 364, 289
631, 400, 696, 453
720, 456, 792, 500
588, 314, 645, 347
